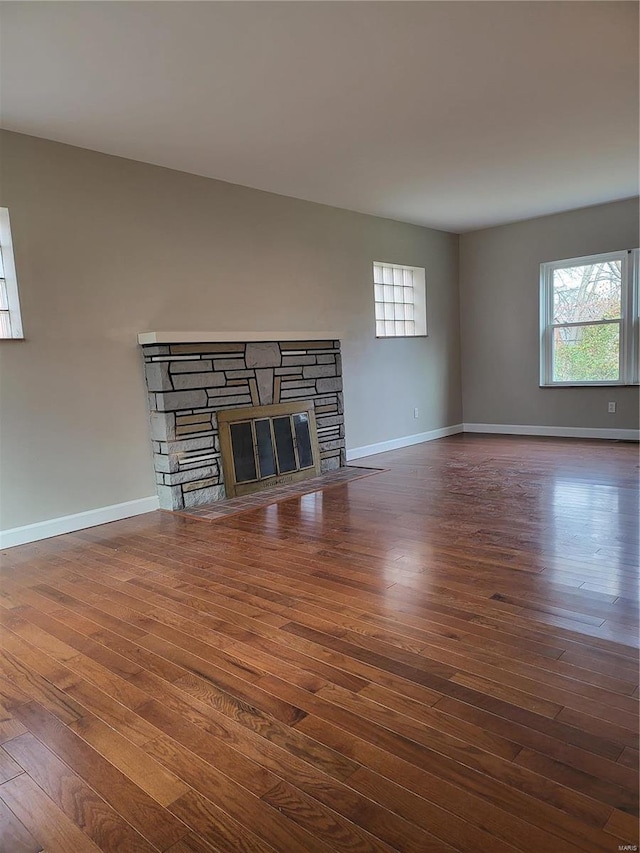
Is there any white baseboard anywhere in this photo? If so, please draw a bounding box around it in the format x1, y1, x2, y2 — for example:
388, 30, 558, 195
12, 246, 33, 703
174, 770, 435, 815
463, 423, 640, 441
347, 423, 463, 461
0, 496, 160, 550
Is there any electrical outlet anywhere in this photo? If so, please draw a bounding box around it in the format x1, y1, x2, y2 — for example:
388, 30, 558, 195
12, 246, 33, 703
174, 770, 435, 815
413, 407, 419, 419
608, 402, 616, 413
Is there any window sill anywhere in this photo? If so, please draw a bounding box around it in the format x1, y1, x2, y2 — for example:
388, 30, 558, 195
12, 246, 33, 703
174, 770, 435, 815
540, 382, 639, 388
375, 334, 428, 340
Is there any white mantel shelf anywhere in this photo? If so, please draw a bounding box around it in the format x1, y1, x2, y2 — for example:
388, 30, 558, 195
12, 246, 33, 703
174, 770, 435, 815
138, 331, 342, 345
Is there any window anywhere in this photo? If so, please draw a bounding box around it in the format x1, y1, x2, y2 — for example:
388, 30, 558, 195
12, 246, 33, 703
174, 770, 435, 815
373, 262, 426, 338
540, 250, 639, 386
0, 208, 23, 339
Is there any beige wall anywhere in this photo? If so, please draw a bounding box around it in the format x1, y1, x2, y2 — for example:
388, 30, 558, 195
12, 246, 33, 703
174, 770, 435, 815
459, 199, 640, 430
0, 131, 461, 530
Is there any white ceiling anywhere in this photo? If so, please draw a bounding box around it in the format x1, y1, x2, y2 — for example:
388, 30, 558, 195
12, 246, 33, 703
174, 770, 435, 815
1, 1, 638, 232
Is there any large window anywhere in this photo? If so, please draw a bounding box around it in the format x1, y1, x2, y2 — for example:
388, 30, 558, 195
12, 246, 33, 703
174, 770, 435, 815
373, 262, 426, 338
0, 208, 23, 339
540, 250, 639, 386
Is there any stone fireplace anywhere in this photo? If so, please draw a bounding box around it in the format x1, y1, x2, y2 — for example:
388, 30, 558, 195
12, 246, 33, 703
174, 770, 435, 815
139, 333, 345, 510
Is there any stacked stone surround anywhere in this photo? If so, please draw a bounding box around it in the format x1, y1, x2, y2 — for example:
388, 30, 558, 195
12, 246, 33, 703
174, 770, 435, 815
142, 339, 345, 510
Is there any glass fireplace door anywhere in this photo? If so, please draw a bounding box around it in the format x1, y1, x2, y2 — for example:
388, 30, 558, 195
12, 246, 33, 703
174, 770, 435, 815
219, 402, 321, 497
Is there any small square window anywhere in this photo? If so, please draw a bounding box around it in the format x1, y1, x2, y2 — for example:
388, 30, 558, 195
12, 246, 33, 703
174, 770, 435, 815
373, 262, 426, 338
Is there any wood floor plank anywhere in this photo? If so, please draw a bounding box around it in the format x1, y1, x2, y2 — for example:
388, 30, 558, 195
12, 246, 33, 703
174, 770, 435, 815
315, 681, 524, 764
165, 833, 226, 853
346, 766, 521, 853
2, 733, 158, 853
68, 714, 190, 806
0, 797, 43, 853
0, 704, 27, 744
0, 745, 23, 784
0, 643, 85, 725
603, 808, 640, 844
145, 734, 337, 853
259, 777, 448, 853
139, 634, 308, 725
514, 747, 637, 815
432, 695, 636, 790
295, 714, 616, 853
136, 699, 281, 796
130, 673, 463, 852
62, 674, 163, 745
167, 789, 280, 853
129, 667, 360, 783
260, 674, 616, 832
618, 747, 639, 770
13, 702, 188, 850
555, 705, 638, 751
0, 773, 103, 853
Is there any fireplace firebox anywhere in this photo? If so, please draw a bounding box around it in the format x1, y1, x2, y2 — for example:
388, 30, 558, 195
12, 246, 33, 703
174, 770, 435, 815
218, 401, 321, 497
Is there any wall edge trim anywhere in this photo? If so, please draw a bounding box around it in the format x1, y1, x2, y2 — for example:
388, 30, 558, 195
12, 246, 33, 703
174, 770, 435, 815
346, 424, 464, 460
0, 496, 160, 550
463, 423, 640, 441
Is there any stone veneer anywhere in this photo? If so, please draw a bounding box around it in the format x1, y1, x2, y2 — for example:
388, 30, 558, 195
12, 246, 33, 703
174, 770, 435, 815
142, 340, 345, 510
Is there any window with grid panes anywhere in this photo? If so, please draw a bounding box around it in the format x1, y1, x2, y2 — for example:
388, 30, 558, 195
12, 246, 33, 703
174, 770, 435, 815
373, 262, 426, 338
540, 250, 639, 385
0, 208, 23, 339
0, 243, 10, 338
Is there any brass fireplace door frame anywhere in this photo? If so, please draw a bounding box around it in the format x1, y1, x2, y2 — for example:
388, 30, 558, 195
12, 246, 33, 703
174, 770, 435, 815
218, 401, 321, 498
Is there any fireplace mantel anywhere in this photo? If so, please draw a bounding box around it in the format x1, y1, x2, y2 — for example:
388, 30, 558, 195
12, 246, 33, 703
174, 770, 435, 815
138, 331, 342, 345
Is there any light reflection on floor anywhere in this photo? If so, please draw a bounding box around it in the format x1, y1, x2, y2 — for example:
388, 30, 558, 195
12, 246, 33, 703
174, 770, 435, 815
548, 476, 638, 601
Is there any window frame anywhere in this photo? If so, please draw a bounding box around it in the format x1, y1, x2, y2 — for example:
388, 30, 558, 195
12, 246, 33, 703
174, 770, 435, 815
373, 261, 427, 339
0, 208, 24, 340
539, 249, 638, 387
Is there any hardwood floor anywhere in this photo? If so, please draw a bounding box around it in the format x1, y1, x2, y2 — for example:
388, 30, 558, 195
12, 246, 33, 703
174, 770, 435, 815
0, 434, 638, 853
